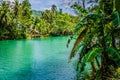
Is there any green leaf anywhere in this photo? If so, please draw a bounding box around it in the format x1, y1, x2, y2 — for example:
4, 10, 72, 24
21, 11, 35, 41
115, 0, 120, 13
69, 28, 87, 59
74, 14, 103, 33
112, 11, 120, 27
106, 47, 120, 61
74, 18, 86, 33
86, 48, 102, 62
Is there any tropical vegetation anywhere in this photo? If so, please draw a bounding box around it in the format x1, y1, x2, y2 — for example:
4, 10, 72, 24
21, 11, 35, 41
0, 0, 79, 40
68, 0, 120, 79
1, 0, 120, 79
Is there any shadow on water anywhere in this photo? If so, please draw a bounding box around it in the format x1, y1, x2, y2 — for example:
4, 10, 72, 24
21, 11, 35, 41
0, 36, 76, 80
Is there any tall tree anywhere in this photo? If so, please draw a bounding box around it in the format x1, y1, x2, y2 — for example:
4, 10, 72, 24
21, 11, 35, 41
18, 0, 33, 38
51, 4, 57, 14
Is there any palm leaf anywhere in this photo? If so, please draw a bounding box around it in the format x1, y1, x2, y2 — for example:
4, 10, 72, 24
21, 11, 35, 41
85, 48, 102, 62
74, 17, 87, 33
112, 11, 120, 27
71, 3, 88, 15
71, 22, 100, 60
69, 28, 87, 59
106, 47, 120, 63
115, 0, 120, 13
74, 14, 103, 33
66, 36, 73, 48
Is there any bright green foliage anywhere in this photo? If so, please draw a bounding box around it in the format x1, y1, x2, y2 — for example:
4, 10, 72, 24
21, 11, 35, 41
39, 7, 79, 36
112, 11, 120, 27
0, 1, 79, 40
106, 47, 120, 65
34, 17, 50, 35
68, 0, 120, 79
85, 48, 102, 62
0, 0, 33, 40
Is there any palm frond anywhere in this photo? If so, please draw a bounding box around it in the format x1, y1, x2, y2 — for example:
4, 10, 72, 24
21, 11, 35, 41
74, 14, 103, 33
115, 0, 120, 13
71, 3, 88, 15
106, 47, 120, 64
112, 11, 120, 27
66, 36, 73, 48
85, 48, 102, 62
69, 28, 87, 59
74, 17, 87, 33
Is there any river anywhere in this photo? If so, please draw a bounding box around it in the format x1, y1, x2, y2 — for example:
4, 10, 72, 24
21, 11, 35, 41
0, 36, 76, 80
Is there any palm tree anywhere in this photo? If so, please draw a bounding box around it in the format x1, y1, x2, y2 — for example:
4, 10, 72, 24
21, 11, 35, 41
51, 4, 57, 14
0, 0, 33, 40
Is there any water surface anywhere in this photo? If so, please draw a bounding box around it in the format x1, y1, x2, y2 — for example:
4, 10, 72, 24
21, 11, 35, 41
0, 36, 76, 80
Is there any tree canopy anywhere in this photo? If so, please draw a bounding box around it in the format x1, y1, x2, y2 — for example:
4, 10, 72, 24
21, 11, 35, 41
0, 0, 79, 40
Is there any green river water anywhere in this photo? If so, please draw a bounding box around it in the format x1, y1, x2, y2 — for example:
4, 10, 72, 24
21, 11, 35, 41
0, 36, 76, 80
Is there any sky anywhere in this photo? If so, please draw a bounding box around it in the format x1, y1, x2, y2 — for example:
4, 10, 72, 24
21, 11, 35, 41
8, 0, 94, 15
28, 0, 76, 15
8, 0, 78, 15
28, 0, 97, 15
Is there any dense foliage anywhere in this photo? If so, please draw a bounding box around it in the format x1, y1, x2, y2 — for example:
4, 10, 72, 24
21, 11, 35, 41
0, 0, 33, 40
35, 7, 79, 36
68, 0, 120, 79
0, 0, 79, 40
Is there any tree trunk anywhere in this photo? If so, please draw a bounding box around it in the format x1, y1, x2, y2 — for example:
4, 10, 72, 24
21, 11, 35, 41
101, 51, 110, 79
112, 35, 116, 48
91, 61, 96, 73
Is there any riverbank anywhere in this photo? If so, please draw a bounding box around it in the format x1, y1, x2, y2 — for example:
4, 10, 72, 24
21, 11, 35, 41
0, 32, 73, 41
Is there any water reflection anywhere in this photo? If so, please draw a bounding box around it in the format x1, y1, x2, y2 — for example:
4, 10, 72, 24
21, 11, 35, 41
0, 40, 33, 80
0, 37, 75, 80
